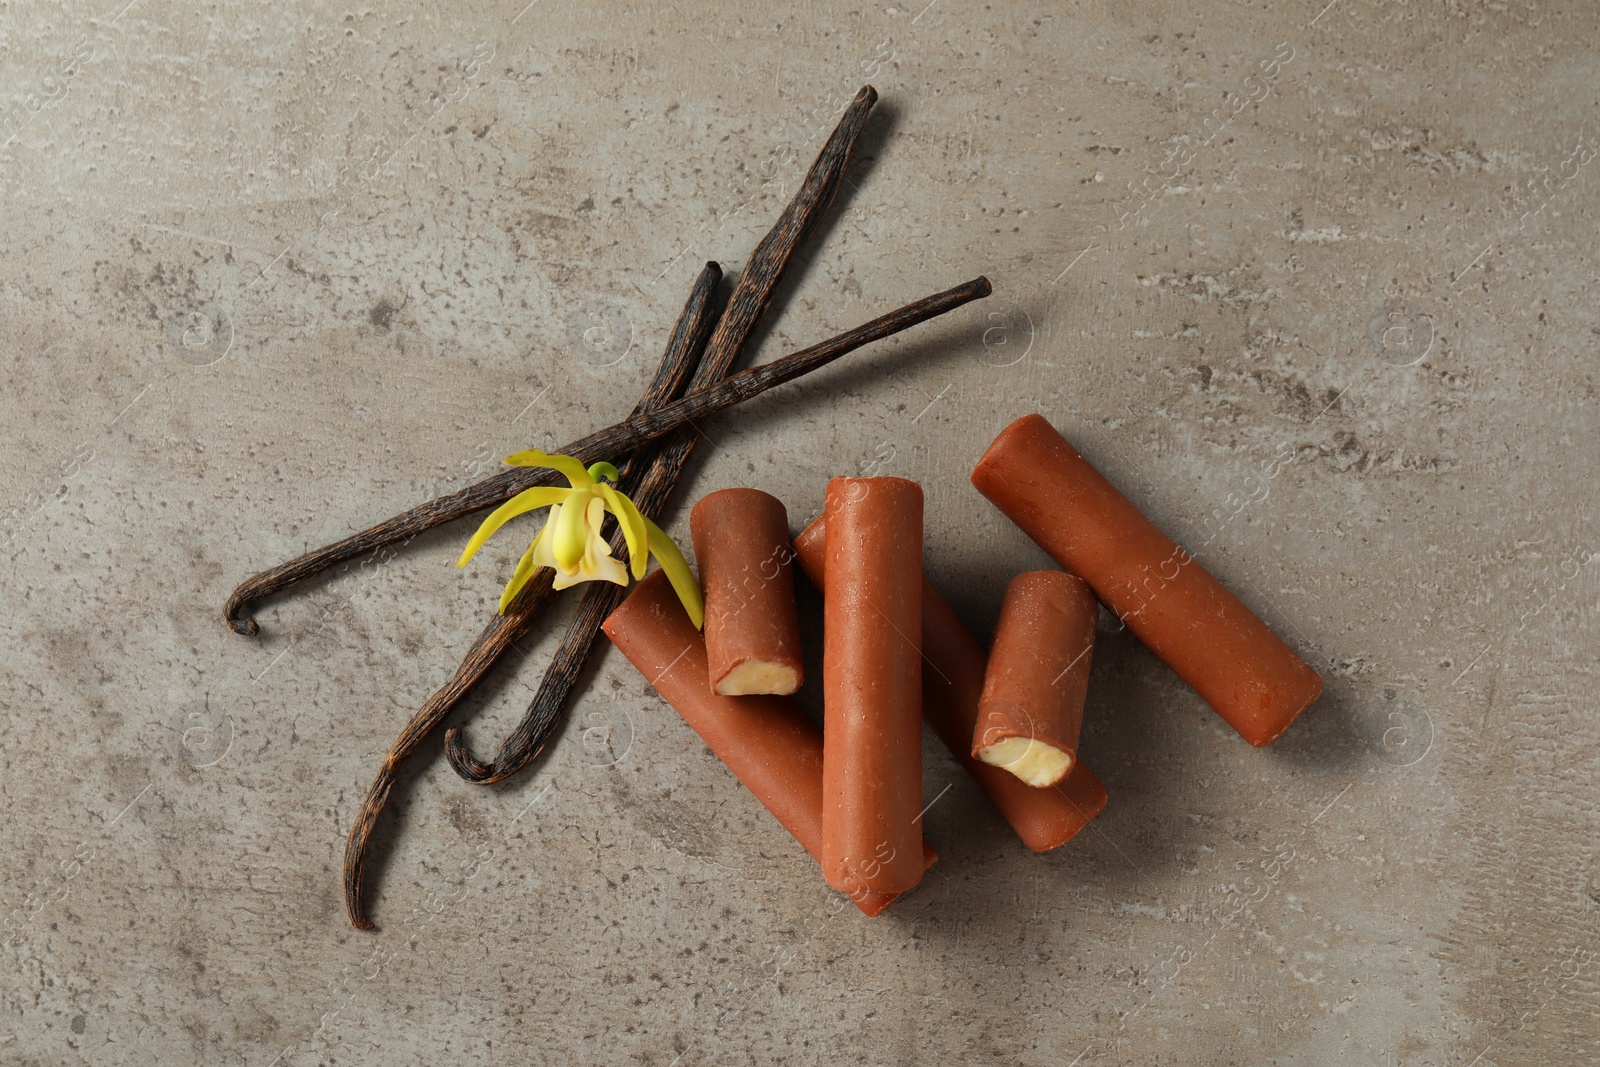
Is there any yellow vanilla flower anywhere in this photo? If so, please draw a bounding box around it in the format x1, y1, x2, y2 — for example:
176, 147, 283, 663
455, 450, 703, 626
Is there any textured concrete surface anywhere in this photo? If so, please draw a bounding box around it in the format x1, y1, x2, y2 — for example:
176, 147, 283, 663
2, 1, 1597, 1064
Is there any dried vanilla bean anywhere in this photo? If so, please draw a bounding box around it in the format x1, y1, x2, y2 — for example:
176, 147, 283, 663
340, 262, 722, 930
339, 275, 990, 925
441, 279, 994, 784
223, 86, 880, 637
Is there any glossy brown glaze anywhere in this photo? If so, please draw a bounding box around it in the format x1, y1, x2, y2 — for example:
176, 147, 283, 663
971, 414, 1323, 746
794, 518, 1108, 851
820, 477, 925, 895
602, 571, 933, 916
973, 571, 1098, 787
691, 489, 804, 696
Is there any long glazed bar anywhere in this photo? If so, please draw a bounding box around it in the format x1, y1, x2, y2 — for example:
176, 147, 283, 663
970, 413, 1322, 746
793, 517, 1107, 852
602, 571, 933, 916
821, 477, 925, 896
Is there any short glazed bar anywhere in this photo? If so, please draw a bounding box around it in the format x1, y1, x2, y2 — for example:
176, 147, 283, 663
690, 488, 804, 695
973, 570, 1097, 787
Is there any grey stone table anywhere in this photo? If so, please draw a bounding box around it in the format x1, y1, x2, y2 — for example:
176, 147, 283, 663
2, 2, 1596, 1064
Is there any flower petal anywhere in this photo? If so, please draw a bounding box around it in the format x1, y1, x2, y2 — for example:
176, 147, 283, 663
586, 461, 620, 484
502, 449, 594, 489
549, 568, 584, 590
552, 491, 594, 572
645, 517, 704, 629
497, 537, 543, 614
594, 483, 649, 579
455, 486, 574, 567
529, 507, 561, 572
579, 510, 629, 587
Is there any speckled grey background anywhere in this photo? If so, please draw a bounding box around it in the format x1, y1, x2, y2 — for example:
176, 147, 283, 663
2, 1, 1597, 1064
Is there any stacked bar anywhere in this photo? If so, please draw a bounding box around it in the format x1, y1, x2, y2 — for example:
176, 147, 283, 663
973, 571, 1098, 787
970, 413, 1323, 746
600, 413, 1322, 915
691, 489, 804, 696
792, 518, 1108, 853
819, 477, 926, 897
601, 570, 934, 917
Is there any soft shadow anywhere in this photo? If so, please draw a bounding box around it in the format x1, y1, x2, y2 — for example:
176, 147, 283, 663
1260, 672, 1386, 777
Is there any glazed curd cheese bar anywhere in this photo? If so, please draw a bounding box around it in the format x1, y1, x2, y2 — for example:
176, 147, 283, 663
973, 570, 1097, 788
794, 517, 1108, 851
820, 477, 926, 896
690, 488, 804, 696
602, 570, 933, 916
971, 413, 1322, 746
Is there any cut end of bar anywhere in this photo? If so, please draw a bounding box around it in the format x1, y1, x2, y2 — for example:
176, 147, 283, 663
714, 659, 801, 696
977, 736, 1073, 788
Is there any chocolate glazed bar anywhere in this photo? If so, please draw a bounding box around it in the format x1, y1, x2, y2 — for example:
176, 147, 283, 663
971, 413, 1322, 746
691, 488, 805, 696
794, 517, 1108, 852
820, 477, 926, 896
602, 571, 934, 916
973, 570, 1097, 788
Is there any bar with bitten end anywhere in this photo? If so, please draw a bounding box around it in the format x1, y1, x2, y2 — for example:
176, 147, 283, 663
821, 477, 924, 896
973, 570, 1098, 788
690, 488, 804, 696
602, 570, 933, 916
794, 517, 1107, 852
970, 413, 1323, 746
